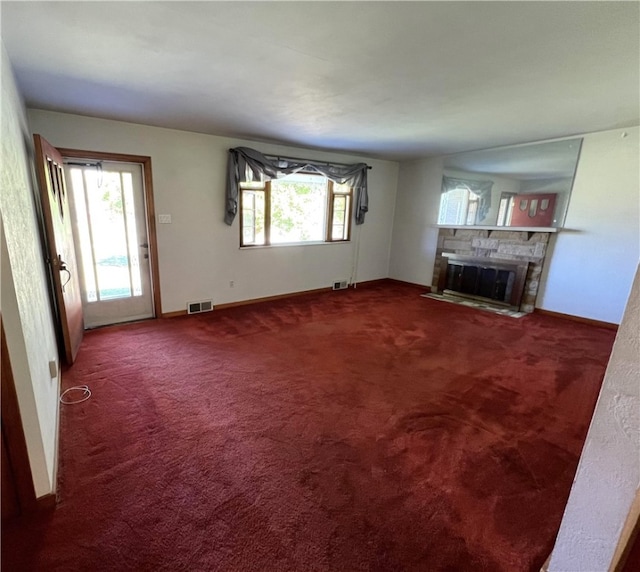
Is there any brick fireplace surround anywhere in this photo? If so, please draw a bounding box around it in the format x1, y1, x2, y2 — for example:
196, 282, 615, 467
432, 228, 551, 313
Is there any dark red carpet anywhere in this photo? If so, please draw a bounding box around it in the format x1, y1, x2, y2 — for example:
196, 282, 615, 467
2, 282, 616, 571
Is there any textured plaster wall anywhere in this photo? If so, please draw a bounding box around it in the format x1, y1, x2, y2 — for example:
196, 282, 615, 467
27, 109, 399, 314
1, 44, 60, 496
548, 263, 640, 570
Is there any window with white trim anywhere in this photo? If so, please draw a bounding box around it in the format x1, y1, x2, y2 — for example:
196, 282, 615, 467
240, 172, 352, 247
438, 185, 480, 226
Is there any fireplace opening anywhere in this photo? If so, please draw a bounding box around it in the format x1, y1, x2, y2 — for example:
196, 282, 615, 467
437, 254, 529, 310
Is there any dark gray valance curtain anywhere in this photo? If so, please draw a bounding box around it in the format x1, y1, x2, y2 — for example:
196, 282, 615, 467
225, 147, 369, 225
441, 176, 493, 222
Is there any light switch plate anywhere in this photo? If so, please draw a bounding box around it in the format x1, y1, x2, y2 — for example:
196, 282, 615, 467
158, 214, 172, 224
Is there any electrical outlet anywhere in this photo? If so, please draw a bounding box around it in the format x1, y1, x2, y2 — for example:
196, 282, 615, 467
158, 214, 172, 224
48, 360, 57, 378
229, 280, 234, 288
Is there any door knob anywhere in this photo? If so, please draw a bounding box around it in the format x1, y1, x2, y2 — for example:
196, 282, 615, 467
58, 255, 71, 289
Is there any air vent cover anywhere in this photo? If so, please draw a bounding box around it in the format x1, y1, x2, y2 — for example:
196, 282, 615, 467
187, 300, 214, 314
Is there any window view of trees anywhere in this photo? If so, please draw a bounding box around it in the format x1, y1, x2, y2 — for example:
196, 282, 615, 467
270, 176, 326, 243
240, 173, 352, 247
69, 168, 141, 301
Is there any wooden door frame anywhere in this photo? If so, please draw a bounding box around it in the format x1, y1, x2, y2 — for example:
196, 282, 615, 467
57, 149, 162, 321
611, 490, 640, 571
1, 318, 38, 514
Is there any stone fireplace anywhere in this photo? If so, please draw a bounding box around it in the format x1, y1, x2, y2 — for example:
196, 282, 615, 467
432, 228, 551, 313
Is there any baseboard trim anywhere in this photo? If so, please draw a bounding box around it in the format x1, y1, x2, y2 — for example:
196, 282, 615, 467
160, 279, 405, 319
161, 286, 614, 330
35, 492, 57, 511
351, 278, 398, 289
161, 310, 188, 319
161, 286, 333, 318
215, 286, 333, 311
51, 366, 62, 501
534, 308, 618, 330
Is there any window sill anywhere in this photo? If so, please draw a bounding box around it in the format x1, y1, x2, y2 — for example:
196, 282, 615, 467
240, 240, 351, 250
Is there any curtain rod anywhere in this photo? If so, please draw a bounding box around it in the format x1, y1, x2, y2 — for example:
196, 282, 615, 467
263, 153, 372, 170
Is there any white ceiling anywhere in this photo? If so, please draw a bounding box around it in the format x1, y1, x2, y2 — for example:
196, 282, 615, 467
2, 1, 639, 160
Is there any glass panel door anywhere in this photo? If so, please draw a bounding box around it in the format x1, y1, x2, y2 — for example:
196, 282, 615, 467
65, 161, 154, 328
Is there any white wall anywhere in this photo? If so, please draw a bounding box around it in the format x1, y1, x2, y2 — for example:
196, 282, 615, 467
27, 110, 399, 314
388, 157, 443, 286
1, 44, 60, 497
538, 128, 640, 323
389, 126, 640, 324
548, 263, 640, 571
